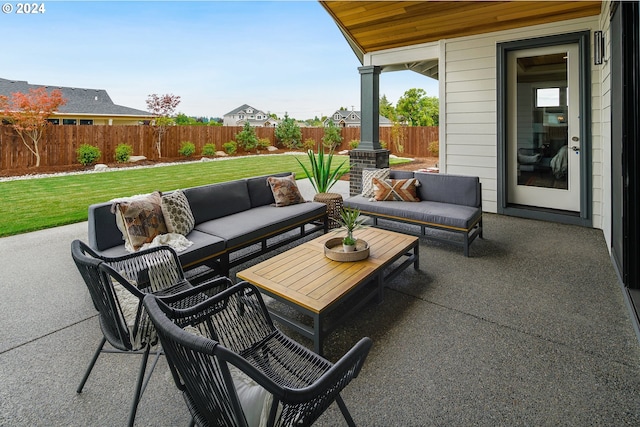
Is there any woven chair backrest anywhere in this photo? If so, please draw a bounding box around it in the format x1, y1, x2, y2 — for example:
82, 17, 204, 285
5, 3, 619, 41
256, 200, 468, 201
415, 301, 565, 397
144, 293, 251, 427
71, 240, 133, 351
95, 245, 185, 294
170, 285, 276, 355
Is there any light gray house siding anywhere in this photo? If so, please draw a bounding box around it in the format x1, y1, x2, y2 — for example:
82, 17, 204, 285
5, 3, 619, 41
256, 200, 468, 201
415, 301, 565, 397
442, 16, 602, 221
363, 12, 610, 241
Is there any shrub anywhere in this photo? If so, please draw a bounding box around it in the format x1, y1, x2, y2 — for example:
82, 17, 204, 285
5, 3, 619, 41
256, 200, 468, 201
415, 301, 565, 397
349, 139, 360, 150
236, 122, 258, 152
178, 141, 196, 157
428, 140, 439, 157
114, 143, 133, 163
303, 138, 317, 151
222, 140, 237, 155
275, 113, 302, 149
322, 121, 342, 150
257, 138, 271, 150
76, 144, 101, 166
202, 143, 217, 156
379, 140, 387, 150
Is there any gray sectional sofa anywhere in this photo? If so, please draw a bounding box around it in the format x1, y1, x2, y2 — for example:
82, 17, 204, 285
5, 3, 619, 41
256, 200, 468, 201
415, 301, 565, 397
87, 172, 328, 277
344, 170, 482, 256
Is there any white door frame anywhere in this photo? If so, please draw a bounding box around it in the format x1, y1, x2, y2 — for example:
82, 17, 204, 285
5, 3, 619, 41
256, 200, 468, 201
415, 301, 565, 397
497, 31, 592, 226
506, 44, 581, 212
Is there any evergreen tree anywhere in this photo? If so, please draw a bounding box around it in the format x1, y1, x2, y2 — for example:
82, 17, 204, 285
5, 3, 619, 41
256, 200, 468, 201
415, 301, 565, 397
275, 113, 302, 149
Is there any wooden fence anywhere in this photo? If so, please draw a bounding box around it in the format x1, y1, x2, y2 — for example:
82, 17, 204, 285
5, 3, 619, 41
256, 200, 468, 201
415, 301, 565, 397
0, 125, 439, 171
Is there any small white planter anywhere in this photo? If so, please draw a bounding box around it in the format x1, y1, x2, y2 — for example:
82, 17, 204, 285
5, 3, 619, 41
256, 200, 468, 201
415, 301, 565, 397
342, 243, 356, 252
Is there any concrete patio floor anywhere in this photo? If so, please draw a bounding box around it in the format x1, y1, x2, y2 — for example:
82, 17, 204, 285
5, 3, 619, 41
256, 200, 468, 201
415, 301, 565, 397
1, 180, 640, 426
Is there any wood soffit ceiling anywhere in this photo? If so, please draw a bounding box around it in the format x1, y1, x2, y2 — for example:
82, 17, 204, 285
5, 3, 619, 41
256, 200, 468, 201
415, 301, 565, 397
320, 1, 602, 57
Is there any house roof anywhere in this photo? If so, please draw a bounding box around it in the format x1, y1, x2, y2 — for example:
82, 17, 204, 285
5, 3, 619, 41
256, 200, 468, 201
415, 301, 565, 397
320, 1, 602, 62
326, 109, 392, 125
224, 104, 265, 116
0, 78, 152, 117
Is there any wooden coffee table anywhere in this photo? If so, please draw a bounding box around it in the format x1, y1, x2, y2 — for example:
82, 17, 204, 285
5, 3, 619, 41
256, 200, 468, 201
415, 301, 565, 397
236, 227, 419, 355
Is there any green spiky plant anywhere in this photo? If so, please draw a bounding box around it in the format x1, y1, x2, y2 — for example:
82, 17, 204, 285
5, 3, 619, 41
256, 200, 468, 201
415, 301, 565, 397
337, 207, 367, 246
295, 144, 348, 194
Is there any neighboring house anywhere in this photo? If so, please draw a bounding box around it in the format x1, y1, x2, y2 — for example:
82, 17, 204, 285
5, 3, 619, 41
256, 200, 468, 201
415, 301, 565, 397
0, 78, 153, 125
321, 1, 640, 333
323, 109, 392, 127
223, 104, 279, 127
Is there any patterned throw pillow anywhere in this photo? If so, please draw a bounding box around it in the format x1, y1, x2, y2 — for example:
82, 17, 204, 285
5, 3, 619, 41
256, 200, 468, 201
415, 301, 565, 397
361, 168, 390, 197
267, 174, 305, 207
161, 190, 195, 236
112, 191, 168, 251
372, 178, 421, 202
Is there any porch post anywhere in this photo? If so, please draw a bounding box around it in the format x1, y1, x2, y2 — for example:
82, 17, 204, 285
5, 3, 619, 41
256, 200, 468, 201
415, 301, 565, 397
358, 65, 381, 150
349, 65, 390, 196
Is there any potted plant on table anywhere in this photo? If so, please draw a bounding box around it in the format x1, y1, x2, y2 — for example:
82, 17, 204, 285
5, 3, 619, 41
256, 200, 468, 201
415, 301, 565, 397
336, 207, 367, 252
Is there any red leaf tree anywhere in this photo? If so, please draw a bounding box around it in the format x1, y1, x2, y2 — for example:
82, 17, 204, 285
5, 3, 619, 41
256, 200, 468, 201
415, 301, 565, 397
146, 93, 181, 158
0, 87, 66, 167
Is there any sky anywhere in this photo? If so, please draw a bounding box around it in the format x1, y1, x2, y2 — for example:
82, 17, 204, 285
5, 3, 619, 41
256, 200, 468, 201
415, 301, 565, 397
0, 0, 439, 120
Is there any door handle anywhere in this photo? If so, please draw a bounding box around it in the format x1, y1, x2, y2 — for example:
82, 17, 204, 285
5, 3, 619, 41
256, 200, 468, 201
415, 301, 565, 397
571, 146, 580, 152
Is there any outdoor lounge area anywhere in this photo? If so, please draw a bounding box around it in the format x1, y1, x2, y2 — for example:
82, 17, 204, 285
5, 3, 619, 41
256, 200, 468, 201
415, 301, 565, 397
2, 180, 640, 426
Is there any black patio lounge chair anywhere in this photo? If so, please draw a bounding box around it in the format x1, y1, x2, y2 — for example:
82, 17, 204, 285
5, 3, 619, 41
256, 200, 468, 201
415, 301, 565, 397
143, 281, 373, 427
70, 239, 231, 427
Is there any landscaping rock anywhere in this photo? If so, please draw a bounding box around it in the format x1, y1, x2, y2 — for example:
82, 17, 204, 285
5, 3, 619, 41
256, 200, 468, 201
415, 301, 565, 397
94, 164, 109, 171
129, 155, 147, 163
267, 146, 279, 152
215, 151, 228, 157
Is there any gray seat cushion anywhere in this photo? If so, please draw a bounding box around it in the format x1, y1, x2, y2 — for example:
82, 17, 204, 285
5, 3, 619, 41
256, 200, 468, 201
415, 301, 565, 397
90, 229, 226, 270
176, 230, 226, 269
195, 202, 326, 249
345, 195, 481, 230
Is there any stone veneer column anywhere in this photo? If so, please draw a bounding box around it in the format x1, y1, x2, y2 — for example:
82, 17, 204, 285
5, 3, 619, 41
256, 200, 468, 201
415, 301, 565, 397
349, 149, 389, 196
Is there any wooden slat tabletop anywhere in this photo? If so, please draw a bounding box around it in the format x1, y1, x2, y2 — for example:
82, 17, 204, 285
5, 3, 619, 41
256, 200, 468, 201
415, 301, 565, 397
237, 228, 418, 313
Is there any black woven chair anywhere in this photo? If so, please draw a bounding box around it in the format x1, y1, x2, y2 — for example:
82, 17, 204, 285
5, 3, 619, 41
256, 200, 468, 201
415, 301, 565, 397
71, 239, 231, 427
143, 281, 373, 427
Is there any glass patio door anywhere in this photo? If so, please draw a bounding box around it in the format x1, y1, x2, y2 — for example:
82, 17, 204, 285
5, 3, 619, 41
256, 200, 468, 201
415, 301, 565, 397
506, 44, 581, 212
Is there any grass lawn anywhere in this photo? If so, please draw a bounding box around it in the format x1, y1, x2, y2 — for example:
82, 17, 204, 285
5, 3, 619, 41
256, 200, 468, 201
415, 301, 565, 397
0, 154, 411, 237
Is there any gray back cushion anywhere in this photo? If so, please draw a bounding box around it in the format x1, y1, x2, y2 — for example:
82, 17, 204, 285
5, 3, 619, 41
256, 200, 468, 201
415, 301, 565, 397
415, 173, 480, 207
88, 202, 123, 251
183, 180, 251, 223
389, 170, 415, 180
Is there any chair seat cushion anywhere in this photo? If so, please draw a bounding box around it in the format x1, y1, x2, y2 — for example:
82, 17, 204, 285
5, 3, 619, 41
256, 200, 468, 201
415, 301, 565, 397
230, 365, 274, 427
183, 325, 277, 427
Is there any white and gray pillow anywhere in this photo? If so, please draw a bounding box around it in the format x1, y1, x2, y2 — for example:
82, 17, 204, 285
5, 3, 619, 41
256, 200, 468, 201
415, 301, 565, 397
361, 168, 390, 198
161, 190, 195, 236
